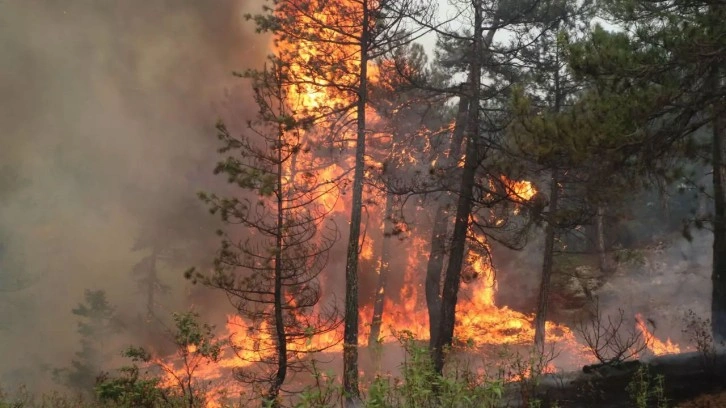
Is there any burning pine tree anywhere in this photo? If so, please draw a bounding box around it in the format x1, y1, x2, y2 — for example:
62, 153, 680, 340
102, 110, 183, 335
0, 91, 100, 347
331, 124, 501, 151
245, 0, 431, 400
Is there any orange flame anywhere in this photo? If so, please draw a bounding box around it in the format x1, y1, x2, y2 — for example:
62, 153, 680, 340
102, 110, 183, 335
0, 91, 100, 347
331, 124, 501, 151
501, 176, 537, 202
635, 313, 681, 356
152, 0, 689, 404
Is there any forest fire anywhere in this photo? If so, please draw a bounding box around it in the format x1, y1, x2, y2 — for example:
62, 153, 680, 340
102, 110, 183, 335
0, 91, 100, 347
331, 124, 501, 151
6, 0, 724, 406
149, 0, 689, 404
256, 0, 579, 355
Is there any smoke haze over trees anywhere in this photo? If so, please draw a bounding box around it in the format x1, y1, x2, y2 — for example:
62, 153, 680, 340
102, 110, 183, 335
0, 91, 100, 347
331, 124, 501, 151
0, 0, 265, 390
0, 0, 724, 406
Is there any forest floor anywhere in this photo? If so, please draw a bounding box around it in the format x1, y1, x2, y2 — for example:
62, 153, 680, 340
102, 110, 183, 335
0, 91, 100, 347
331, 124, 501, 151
677, 391, 726, 407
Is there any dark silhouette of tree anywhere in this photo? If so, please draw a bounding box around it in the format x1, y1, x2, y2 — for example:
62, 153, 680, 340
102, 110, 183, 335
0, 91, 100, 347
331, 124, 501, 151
54, 289, 122, 393
130, 197, 212, 322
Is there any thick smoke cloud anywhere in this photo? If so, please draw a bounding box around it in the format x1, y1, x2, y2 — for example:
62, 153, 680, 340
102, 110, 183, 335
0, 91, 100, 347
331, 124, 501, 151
0, 0, 264, 390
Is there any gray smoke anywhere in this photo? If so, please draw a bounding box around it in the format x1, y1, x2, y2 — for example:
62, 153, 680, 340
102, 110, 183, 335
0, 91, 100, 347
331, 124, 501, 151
0, 0, 265, 391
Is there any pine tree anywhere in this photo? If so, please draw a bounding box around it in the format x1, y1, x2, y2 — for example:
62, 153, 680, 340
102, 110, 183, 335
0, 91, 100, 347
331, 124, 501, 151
130, 197, 210, 322
506, 0, 594, 353
568, 0, 726, 339
421, 0, 573, 373
244, 0, 430, 401
54, 289, 122, 393
189, 59, 341, 405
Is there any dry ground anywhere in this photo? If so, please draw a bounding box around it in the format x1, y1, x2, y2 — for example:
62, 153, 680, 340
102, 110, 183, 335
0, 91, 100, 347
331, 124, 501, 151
678, 391, 726, 408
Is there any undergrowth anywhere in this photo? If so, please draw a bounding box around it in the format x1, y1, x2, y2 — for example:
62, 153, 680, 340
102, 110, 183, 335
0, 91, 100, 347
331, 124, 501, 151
9, 330, 682, 408
0, 330, 507, 408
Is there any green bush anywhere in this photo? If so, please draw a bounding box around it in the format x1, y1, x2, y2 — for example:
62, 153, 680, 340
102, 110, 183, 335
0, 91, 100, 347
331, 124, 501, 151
626, 365, 668, 408
362, 330, 503, 408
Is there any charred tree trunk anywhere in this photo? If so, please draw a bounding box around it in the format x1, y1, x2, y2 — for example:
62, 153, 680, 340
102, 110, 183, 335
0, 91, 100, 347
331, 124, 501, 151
369, 192, 394, 345
426, 95, 469, 349
432, 0, 483, 374
343, 0, 369, 402
711, 64, 726, 342
534, 169, 560, 352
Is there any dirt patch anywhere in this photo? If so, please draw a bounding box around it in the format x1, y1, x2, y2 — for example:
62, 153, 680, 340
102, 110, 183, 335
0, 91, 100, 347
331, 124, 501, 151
678, 391, 726, 408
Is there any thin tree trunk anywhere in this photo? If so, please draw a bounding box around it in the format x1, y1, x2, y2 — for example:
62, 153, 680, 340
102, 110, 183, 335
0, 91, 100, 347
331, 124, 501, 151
533, 46, 564, 353
146, 247, 158, 320
426, 95, 469, 350
425, 210, 448, 350
711, 64, 726, 342
595, 206, 611, 275
534, 169, 560, 352
432, 0, 484, 374
433, 130, 478, 374
267, 116, 287, 407
344, 0, 368, 402
369, 192, 394, 345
